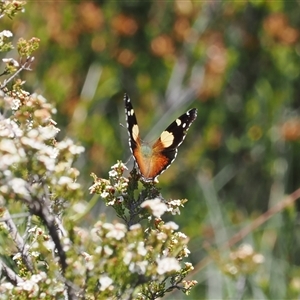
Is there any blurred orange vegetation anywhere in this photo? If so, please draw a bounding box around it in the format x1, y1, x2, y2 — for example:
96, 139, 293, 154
151, 35, 175, 57
264, 13, 299, 45
78, 2, 104, 32
116, 49, 136, 67
112, 14, 138, 36
174, 0, 194, 17
281, 118, 300, 141
198, 32, 228, 100
43, 2, 104, 48
174, 17, 192, 42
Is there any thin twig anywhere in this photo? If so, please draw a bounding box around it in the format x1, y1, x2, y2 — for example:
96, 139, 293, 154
4, 210, 34, 272
29, 196, 78, 300
0, 258, 24, 285
188, 188, 300, 279
0, 212, 30, 222
0, 56, 34, 89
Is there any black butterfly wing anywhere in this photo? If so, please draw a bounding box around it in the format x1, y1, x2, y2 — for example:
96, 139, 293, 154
151, 108, 198, 178
124, 93, 140, 154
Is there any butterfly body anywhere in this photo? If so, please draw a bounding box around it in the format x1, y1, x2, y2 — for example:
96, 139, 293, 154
124, 94, 197, 182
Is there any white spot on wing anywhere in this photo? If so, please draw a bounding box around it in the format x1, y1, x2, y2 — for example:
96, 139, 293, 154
182, 123, 187, 128
132, 124, 139, 141
160, 131, 174, 147
176, 119, 182, 126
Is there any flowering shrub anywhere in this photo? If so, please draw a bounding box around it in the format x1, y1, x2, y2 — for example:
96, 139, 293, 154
89, 165, 197, 298
0, 2, 196, 299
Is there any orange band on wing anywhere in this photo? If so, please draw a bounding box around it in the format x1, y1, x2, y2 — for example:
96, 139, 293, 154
133, 146, 169, 180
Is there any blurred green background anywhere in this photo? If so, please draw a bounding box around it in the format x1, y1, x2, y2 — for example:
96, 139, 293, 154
3, 0, 300, 298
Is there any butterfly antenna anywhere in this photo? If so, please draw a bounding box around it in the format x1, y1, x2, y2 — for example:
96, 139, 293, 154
125, 155, 132, 165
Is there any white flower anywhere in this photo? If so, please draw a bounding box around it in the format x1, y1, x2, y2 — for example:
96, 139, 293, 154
182, 246, 191, 257
117, 196, 124, 203
0, 139, 17, 154
137, 242, 147, 256
56, 139, 83, 154
11, 98, 21, 109
58, 176, 73, 185
157, 232, 167, 240
129, 260, 148, 274
27, 129, 39, 138
111, 162, 128, 170
107, 199, 116, 205
235, 244, 254, 259
95, 246, 102, 254
56, 139, 72, 150
170, 207, 180, 215
0, 282, 14, 290
31, 251, 40, 258
0, 30, 13, 38
82, 252, 93, 261
38, 126, 59, 140
105, 223, 127, 240
21, 136, 43, 150
17, 280, 39, 296
69, 144, 85, 155
31, 272, 46, 283
176, 232, 187, 239
103, 245, 113, 256
32, 93, 47, 104
0, 119, 22, 138
37, 153, 55, 171
163, 221, 179, 231
99, 275, 113, 291
2, 58, 19, 68
67, 182, 80, 191
10, 178, 29, 196
123, 251, 133, 265
72, 202, 87, 213
101, 191, 109, 199
130, 224, 141, 231
141, 198, 168, 218
109, 169, 118, 177
184, 262, 194, 270
168, 199, 182, 206
252, 254, 265, 264
156, 257, 181, 275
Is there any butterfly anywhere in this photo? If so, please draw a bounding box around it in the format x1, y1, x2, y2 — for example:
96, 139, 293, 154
124, 93, 197, 182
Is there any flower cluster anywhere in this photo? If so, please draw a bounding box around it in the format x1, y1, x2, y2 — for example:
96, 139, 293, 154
0, 30, 13, 53
89, 161, 129, 206
64, 206, 196, 299
0, 91, 84, 209
165, 198, 187, 215
0, 87, 84, 297
88, 164, 197, 297
0, 272, 48, 299
222, 244, 265, 278
0, 1, 26, 20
